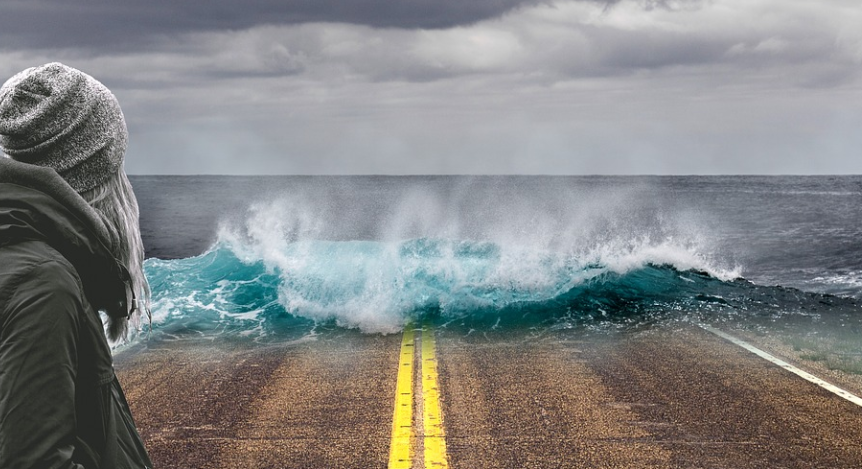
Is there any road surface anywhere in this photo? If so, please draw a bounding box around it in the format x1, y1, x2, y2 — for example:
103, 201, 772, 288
114, 324, 862, 468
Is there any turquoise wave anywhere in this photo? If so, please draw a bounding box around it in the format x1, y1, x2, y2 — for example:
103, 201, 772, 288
142, 237, 855, 342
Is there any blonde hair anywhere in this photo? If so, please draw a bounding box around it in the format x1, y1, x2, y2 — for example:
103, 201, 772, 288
79, 167, 151, 341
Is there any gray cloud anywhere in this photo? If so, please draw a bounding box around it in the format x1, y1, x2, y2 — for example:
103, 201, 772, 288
1, 0, 861, 175
600, 0, 707, 11
0, 0, 540, 52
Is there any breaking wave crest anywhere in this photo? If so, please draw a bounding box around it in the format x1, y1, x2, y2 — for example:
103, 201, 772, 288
141, 191, 854, 341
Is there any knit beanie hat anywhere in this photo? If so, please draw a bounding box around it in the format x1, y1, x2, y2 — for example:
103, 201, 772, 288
0, 62, 127, 193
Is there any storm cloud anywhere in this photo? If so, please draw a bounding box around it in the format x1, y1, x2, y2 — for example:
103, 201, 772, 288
1, 0, 860, 174
0, 0, 540, 51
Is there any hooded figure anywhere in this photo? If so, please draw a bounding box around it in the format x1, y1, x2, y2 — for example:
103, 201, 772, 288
0, 63, 152, 468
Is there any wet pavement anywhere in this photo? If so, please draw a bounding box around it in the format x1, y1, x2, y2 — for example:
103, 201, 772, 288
115, 324, 862, 468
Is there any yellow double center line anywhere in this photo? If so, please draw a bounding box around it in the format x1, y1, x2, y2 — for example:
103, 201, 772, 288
388, 325, 449, 469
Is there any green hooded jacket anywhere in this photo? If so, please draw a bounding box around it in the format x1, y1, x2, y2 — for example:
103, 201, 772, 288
0, 158, 152, 469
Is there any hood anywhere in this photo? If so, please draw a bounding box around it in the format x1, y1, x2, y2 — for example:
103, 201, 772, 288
0, 157, 133, 322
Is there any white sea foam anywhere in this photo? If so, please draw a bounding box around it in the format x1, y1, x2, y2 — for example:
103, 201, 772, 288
208, 182, 739, 333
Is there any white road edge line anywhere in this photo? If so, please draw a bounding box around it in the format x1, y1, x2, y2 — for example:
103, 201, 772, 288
699, 324, 862, 409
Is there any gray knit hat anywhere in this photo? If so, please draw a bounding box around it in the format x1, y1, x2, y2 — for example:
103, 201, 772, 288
0, 62, 127, 193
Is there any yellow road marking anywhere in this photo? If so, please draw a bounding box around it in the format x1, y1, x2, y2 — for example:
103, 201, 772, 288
388, 324, 450, 469
422, 325, 449, 468
389, 327, 415, 469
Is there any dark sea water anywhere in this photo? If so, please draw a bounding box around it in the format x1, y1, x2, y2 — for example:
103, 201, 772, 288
131, 175, 862, 342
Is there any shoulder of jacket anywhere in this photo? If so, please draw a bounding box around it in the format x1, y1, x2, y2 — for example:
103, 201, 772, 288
0, 241, 85, 304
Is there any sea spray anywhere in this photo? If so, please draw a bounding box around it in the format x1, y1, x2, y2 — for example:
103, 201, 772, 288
145, 229, 856, 343
140, 180, 766, 339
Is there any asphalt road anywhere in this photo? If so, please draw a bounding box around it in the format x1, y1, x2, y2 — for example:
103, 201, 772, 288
114, 324, 862, 468
116, 332, 399, 469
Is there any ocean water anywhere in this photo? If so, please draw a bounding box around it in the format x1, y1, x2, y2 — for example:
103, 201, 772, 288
132, 176, 862, 343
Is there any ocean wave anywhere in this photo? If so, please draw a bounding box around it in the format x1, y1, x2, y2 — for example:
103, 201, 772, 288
141, 233, 831, 340
138, 189, 859, 341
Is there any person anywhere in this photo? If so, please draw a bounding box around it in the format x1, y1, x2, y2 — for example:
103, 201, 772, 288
0, 63, 152, 468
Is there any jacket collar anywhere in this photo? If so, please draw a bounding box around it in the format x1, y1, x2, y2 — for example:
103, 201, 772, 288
0, 157, 133, 320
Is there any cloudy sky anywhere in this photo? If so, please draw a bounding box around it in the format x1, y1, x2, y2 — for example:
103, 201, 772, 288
1, 0, 860, 174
